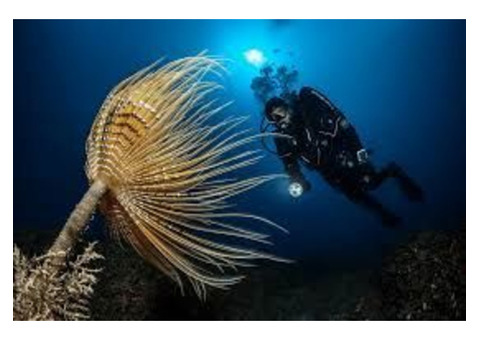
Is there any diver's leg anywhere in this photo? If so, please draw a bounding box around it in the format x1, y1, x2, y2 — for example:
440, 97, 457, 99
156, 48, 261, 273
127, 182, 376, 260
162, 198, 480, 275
346, 190, 402, 228
365, 162, 399, 189
392, 163, 424, 201
368, 162, 424, 202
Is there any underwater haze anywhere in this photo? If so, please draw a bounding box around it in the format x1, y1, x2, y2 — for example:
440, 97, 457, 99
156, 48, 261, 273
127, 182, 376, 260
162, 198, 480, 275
14, 20, 465, 283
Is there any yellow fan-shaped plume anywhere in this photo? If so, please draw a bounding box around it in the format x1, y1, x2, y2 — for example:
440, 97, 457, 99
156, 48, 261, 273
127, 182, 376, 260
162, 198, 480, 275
48, 54, 288, 298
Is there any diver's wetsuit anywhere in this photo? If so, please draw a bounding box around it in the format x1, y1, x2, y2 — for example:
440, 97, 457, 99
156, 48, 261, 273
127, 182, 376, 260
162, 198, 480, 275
273, 87, 423, 227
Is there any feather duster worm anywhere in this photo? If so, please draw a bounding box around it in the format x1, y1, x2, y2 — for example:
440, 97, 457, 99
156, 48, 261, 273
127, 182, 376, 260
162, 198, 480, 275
49, 55, 288, 298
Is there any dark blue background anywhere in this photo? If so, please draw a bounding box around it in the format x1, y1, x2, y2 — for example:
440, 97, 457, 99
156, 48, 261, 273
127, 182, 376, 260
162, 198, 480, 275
14, 20, 465, 267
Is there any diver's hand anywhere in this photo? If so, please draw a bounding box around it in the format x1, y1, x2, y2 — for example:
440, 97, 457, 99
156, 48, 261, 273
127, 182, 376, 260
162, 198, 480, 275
299, 178, 311, 192
294, 176, 311, 192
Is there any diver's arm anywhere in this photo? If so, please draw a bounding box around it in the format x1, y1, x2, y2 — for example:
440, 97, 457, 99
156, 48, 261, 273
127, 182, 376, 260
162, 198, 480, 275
274, 136, 310, 189
339, 121, 363, 151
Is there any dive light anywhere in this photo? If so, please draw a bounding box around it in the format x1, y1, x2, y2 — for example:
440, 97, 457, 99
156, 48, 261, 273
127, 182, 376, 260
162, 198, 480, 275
288, 182, 304, 198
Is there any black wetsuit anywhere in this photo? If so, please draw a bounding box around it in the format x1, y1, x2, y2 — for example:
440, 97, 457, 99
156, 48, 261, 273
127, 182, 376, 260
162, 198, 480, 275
273, 87, 423, 227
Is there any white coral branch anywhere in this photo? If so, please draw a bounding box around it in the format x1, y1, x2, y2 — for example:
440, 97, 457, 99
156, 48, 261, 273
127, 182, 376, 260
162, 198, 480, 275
13, 242, 103, 321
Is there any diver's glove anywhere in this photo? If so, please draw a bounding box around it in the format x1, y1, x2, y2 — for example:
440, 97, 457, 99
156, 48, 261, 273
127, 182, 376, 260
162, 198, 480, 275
297, 177, 312, 192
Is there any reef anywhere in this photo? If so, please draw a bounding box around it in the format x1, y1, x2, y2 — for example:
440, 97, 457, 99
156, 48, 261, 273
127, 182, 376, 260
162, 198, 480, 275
376, 227, 465, 320
13, 224, 465, 320
336, 227, 466, 320
13, 230, 103, 320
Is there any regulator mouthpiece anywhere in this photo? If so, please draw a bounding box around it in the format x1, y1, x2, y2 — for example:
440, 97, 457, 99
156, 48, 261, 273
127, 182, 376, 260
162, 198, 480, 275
288, 182, 304, 198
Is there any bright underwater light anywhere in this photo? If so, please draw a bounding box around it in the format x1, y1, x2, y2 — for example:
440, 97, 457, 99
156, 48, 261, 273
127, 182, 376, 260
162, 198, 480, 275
244, 49, 266, 67
288, 182, 304, 198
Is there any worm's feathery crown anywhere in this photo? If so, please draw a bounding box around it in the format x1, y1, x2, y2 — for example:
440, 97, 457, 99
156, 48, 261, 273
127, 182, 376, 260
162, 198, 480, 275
85, 55, 287, 298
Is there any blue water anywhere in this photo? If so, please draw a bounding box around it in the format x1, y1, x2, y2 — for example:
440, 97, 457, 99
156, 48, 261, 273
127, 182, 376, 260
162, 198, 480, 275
14, 20, 465, 268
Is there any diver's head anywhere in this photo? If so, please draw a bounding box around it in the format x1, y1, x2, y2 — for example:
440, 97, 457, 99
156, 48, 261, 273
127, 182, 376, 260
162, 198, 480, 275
265, 97, 292, 129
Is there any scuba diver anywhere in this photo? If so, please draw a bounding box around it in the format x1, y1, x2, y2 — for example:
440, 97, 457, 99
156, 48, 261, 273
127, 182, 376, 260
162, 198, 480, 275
264, 87, 424, 227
